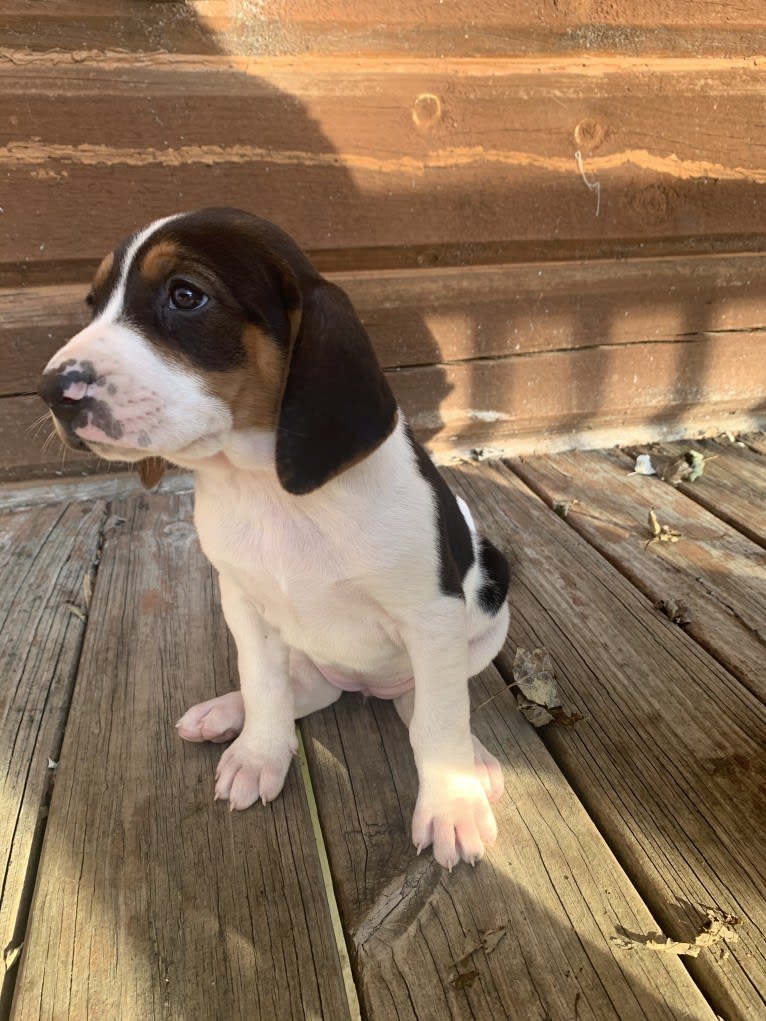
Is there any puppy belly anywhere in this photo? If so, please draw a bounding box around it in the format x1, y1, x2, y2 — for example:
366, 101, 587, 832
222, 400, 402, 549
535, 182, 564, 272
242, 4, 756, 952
314, 663, 414, 700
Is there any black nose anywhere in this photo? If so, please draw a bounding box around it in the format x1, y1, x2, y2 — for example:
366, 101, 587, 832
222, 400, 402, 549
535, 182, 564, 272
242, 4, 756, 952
38, 368, 93, 424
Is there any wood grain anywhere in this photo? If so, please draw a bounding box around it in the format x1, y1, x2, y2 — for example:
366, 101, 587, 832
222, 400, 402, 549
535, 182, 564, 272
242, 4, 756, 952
508, 446, 766, 701
3, 0, 766, 57
5, 324, 765, 481
2, 55, 766, 274
11, 491, 353, 1021
6, 250, 766, 393
300, 669, 716, 1020
448, 462, 766, 1021
0, 498, 105, 1019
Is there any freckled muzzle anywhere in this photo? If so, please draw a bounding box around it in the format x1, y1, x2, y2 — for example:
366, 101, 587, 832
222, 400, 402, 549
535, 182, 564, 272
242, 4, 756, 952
38, 360, 123, 451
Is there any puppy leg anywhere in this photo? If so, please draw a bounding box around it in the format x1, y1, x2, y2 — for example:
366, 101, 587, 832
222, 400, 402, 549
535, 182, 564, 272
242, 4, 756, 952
211, 575, 298, 810
394, 690, 504, 803
402, 600, 499, 869
176, 650, 342, 743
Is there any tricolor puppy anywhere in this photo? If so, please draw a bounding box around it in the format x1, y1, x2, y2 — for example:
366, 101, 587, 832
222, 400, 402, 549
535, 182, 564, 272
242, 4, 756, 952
39, 208, 510, 869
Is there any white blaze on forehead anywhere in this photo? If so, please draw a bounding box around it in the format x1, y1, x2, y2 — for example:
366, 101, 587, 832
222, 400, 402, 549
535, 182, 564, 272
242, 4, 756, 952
101, 212, 185, 324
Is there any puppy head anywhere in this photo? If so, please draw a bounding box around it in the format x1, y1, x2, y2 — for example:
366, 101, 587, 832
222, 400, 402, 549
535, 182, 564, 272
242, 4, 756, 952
38, 208, 397, 493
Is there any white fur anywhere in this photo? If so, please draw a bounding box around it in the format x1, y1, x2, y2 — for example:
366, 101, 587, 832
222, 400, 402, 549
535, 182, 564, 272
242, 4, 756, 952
44, 228, 510, 869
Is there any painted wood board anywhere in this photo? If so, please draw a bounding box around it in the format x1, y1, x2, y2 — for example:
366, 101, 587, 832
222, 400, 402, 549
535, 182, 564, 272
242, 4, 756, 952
0, 497, 105, 1019
6, 251, 766, 393
300, 669, 716, 1020
11, 491, 353, 1021
507, 446, 766, 702
3, 55, 766, 272
5, 329, 765, 480
3, 1, 766, 59
447, 462, 766, 1021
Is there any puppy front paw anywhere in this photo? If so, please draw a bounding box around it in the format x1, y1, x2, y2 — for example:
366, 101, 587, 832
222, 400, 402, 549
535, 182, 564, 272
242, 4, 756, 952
412, 774, 498, 870
214, 732, 298, 810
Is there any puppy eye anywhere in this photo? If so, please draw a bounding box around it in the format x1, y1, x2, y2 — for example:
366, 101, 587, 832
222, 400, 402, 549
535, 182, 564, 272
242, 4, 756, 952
85, 290, 95, 308
169, 280, 208, 311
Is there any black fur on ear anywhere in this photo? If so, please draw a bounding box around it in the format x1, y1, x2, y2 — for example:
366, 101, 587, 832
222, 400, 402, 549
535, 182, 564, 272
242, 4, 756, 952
275, 279, 398, 495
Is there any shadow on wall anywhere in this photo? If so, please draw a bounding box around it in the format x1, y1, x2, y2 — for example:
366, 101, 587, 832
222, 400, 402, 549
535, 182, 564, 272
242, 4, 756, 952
6, 0, 766, 469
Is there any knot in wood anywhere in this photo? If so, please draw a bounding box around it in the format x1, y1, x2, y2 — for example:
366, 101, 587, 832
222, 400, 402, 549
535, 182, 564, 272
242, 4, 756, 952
574, 118, 606, 154
412, 93, 442, 130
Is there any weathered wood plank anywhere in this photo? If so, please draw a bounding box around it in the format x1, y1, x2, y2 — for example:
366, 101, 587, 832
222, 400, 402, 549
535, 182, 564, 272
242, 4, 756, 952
508, 447, 766, 702
3, 0, 766, 57
0, 497, 105, 1019
393, 333, 766, 453
301, 669, 716, 1020
6, 251, 766, 392
632, 439, 766, 549
11, 491, 353, 1021
448, 462, 766, 1021
0, 468, 192, 513
5, 326, 766, 480
2, 55, 766, 273
0, 396, 97, 480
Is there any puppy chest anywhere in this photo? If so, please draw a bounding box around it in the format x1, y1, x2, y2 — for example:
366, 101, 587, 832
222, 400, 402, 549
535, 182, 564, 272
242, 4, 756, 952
195, 498, 399, 654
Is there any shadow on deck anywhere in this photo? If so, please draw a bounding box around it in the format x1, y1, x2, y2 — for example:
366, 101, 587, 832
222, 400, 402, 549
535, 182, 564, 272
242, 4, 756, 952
2, 435, 765, 1021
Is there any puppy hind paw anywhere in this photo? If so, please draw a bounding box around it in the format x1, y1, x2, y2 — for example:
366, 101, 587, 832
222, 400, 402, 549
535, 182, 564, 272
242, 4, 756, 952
472, 735, 505, 803
176, 691, 245, 744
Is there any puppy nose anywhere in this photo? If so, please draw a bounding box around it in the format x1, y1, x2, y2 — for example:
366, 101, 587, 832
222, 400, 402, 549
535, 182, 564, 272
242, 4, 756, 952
38, 368, 94, 422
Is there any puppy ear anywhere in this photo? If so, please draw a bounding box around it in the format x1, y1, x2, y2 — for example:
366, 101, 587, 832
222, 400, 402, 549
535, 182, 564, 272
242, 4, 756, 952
137, 456, 166, 490
275, 281, 398, 495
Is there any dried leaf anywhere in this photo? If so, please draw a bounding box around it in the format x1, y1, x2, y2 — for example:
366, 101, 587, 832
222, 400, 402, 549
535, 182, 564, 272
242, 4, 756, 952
611, 909, 742, 960
648, 508, 661, 538
479, 926, 508, 954
663, 455, 694, 486
553, 498, 578, 518
516, 699, 555, 727
686, 450, 707, 482
512, 648, 561, 708
550, 706, 586, 728
645, 510, 682, 549
47, 758, 58, 770
695, 909, 742, 948
662, 449, 715, 486
64, 601, 87, 621
450, 968, 480, 989
611, 934, 702, 957
4, 942, 22, 972
448, 925, 508, 988
654, 598, 692, 627
470, 445, 505, 462
632, 454, 657, 476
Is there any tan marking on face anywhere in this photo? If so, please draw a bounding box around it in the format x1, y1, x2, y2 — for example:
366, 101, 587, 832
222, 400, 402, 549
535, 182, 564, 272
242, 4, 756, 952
140, 240, 182, 284
92, 250, 114, 292
206, 324, 286, 430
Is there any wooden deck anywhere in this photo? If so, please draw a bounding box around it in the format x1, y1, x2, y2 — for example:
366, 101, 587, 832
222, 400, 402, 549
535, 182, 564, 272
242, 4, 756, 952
2, 436, 765, 1021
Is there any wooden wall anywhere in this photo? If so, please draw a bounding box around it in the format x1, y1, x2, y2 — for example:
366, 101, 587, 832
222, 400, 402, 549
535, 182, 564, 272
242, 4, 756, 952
1, 1, 765, 479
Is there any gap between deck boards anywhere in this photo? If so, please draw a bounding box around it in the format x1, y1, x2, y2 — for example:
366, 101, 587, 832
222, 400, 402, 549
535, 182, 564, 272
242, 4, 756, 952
9, 455, 761, 1020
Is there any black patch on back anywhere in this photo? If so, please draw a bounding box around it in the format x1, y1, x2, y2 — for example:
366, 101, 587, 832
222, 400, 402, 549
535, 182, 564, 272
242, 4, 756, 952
477, 536, 510, 615
405, 424, 474, 598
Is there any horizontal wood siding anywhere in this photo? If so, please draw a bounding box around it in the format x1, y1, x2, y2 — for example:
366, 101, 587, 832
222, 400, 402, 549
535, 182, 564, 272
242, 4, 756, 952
1, 2, 765, 477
